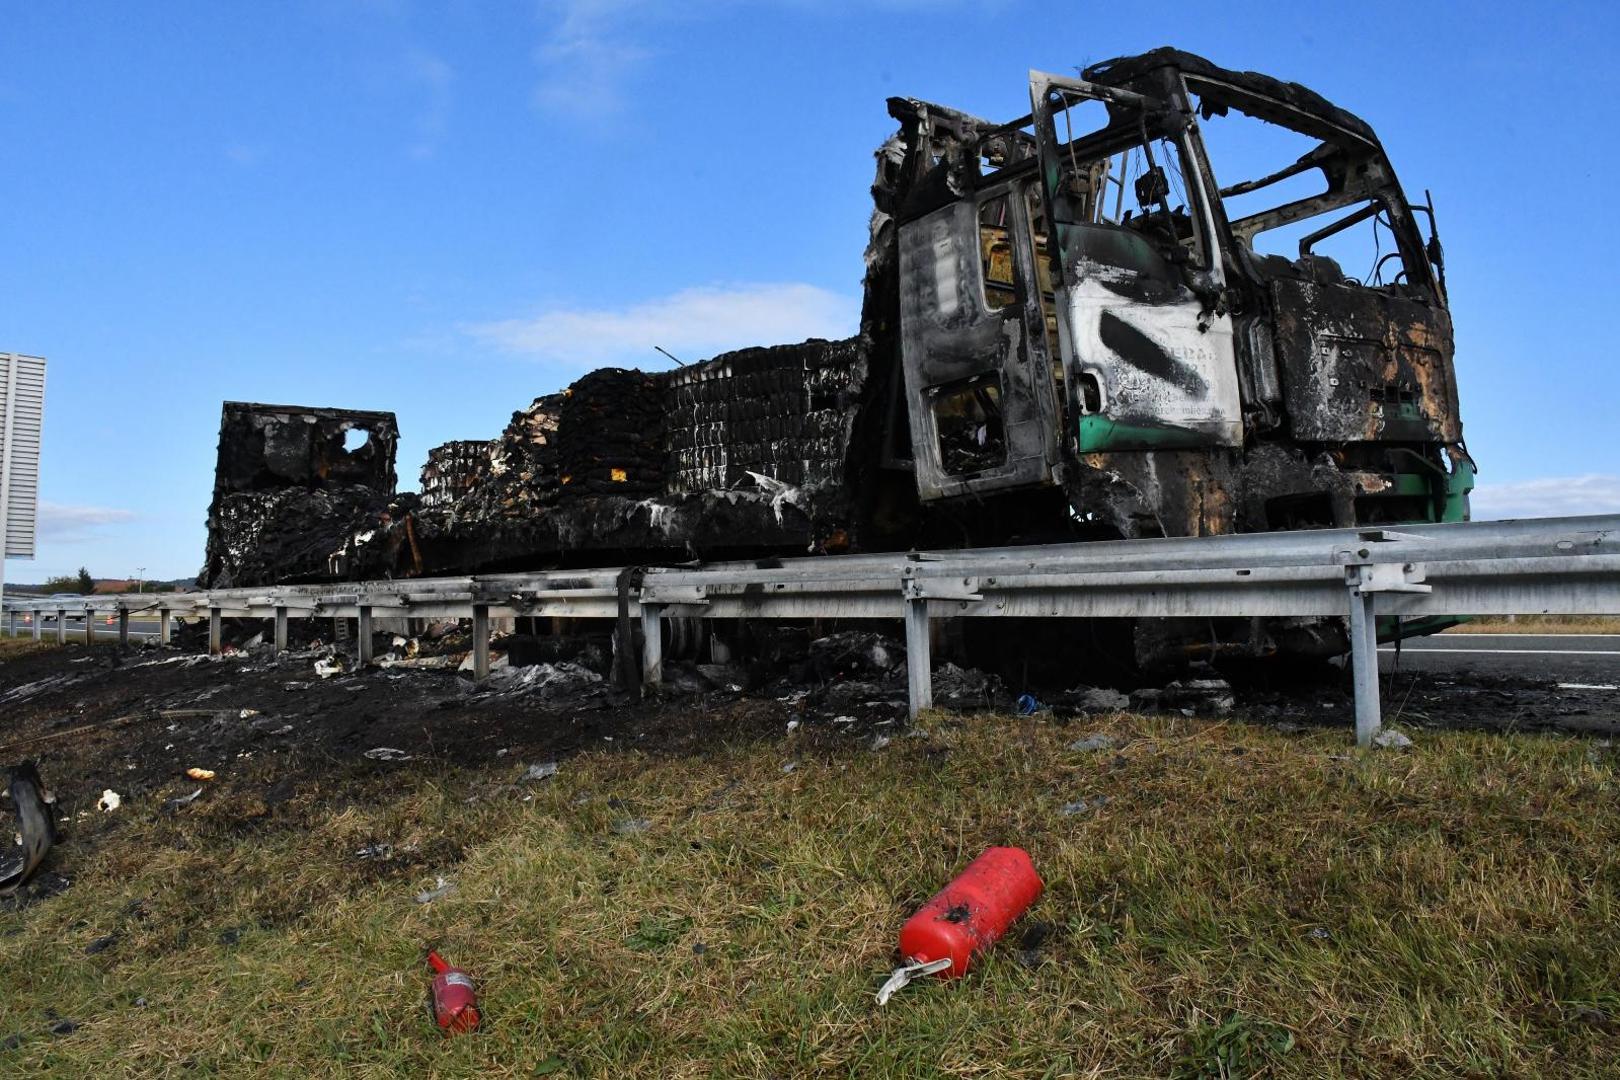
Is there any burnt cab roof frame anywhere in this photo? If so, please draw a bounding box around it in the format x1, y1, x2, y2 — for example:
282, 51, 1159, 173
1083, 47, 1444, 305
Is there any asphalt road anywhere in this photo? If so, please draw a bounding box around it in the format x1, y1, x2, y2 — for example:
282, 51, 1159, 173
5, 616, 163, 640
1380, 633, 1620, 684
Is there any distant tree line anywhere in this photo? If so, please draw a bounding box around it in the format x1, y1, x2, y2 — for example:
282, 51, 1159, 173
19, 568, 178, 595
40, 568, 96, 594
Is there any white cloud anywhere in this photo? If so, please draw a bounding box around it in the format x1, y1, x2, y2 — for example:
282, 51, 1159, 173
1469, 474, 1620, 520
37, 502, 138, 543
532, 0, 651, 119
466, 281, 858, 366
405, 48, 453, 158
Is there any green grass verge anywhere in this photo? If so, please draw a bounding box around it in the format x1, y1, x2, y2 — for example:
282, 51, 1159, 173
2, 713, 1617, 1077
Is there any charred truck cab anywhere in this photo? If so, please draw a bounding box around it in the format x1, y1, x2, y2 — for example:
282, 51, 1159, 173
884, 48, 1472, 562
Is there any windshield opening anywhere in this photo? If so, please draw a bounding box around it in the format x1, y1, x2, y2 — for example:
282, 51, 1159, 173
1038, 92, 1209, 273
1192, 90, 1415, 290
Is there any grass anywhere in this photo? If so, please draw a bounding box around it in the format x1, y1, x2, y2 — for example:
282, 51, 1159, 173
3, 711, 1619, 1077
1445, 616, 1620, 634
0, 636, 58, 659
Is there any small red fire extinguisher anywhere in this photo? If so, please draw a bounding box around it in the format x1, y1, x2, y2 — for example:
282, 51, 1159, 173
877, 846, 1043, 1004
426, 949, 481, 1034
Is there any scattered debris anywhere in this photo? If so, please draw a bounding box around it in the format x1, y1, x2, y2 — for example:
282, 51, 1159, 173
1059, 796, 1107, 816
414, 876, 456, 904
481, 660, 599, 698
613, 818, 652, 835
364, 747, 413, 762
185, 767, 217, 782
1018, 921, 1053, 968
1372, 728, 1414, 751
96, 788, 122, 812
521, 762, 559, 783
781, 761, 798, 774
1066, 687, 1130, 713
47, 1020, 78, 1038
870, 734, 891, 751
164, 788, 204, 811
85, 934, 118, 955
459, 652, 509, 675
313, 658, 345, 679
1016, 694, 1043, 716
1132, 675, 1235, 716
376, 654, 457, 671
1069, 733, 1116, 753
355, 843, 393, 860
933, 663, 1003, 709
1, 764, 60, 895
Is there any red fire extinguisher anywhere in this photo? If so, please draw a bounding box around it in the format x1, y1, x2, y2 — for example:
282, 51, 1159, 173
426, 949, 481, 1034
878, 846, 1043, 1004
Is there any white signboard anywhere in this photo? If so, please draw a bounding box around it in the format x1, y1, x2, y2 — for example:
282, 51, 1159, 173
1, 353, 47, 564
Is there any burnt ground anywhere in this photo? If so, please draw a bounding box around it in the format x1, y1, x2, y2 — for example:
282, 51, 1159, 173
3, 630, 1617, 910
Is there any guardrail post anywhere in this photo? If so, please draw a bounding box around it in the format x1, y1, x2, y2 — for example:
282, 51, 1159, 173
357, 605, 374, 666
84, 609, 95, 645
273, 606, 288, 652
904, 596, 933, 721
1346, 582, 1381, 748
641, 603, 664, 688
118, 608, 129, 648
471, 604, 490, 681
5, 607, 14, 637
32, 612, 42, 641
209, 607, 222, 656
158, 607, 171, 645
55, 609, 66, 644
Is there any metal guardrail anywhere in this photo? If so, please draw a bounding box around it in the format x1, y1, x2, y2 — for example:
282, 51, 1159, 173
4, 515, 1618, 746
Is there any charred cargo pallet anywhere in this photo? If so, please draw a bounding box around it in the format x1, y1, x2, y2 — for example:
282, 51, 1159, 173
202, 403, 401, 588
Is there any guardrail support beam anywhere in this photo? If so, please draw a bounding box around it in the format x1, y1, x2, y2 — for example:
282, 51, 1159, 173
208, 607, 222, 656
118, 609, 129, 648
84, 611, 95, 645
55, 609, 65, 644
32, 613, 42, 641
641, 604, 664, 688
471, 604, 490, 681
905, 596, 932, 720
158, 608, 171, 645
273, 606, 287, 652
357, 605, 374, 666
1346, 585, 1381, 748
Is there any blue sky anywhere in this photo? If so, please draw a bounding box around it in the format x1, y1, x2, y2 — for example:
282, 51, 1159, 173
4, 0, 1618, 582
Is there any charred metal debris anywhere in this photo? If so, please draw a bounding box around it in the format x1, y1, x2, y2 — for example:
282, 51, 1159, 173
202, 46, 1479, 664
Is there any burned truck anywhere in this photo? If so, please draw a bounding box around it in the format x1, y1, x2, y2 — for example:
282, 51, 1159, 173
867, 47, 1469, 547
205, 49, 1471, 660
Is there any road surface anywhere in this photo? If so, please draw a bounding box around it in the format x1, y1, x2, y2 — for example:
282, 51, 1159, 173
1381, 633, 1620, 684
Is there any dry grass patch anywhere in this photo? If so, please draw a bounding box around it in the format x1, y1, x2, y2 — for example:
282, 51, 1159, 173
1445, 616, 1620, 634
0, 636, 59, 660
3, 713, 1618, 1077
